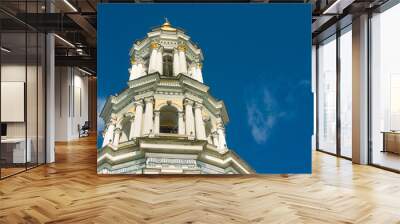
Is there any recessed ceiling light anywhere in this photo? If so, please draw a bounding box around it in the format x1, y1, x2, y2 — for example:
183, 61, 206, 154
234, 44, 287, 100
1, 47, 11, 53
322, 0, 354, 15
63, 0, 78, 12
54, 34, 75, 48
78, 67, 93, 76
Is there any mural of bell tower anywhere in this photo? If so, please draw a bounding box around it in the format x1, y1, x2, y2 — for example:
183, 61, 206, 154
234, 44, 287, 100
98, 19, 253, 174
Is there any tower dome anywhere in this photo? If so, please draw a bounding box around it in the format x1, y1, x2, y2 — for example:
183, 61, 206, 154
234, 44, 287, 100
160, 18, 175, 31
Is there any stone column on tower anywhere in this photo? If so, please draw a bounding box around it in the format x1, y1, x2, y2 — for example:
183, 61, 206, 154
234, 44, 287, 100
102, 121, 115, 147
143, 97, 154, 135
216, 117, 227, 151
217, 128, 227, 150
178, 44, 187, 75
137, 58, 145, 78
128, 114, 136, 140
148, 42, 159, 74
113, 126, 122, 147
184, 99, 195, 139
156, 46, 163, 75
173, 48, 180, 76
194, 63, 204, 83
212, 131, 219, 147
207, 134, 213, 144
129, 57, 139, 81
178, 111, 185, 135
154, 110, 160, 135
188, 63, 196, 78
131, 100, 144, 138
194, 103, 206, 140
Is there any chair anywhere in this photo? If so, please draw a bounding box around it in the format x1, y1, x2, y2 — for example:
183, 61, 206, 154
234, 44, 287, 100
79, 121, 90, 138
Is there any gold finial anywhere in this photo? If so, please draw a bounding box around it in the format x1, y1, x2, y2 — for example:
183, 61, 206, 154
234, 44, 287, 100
163, 17, 170, 27
161, 17, 176, 31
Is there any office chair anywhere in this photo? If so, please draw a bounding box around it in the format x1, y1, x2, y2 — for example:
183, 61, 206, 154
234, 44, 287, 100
79, 121, 90, 138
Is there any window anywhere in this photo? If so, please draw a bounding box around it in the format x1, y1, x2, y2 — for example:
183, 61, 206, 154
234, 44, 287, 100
317, 35, 337, 154
163, 55, 173, 77
339, 26, 352, 158
0, 2, 46, 179
370, 3, 400, 171
159, 105, 178, 134
316, 27, 353, 158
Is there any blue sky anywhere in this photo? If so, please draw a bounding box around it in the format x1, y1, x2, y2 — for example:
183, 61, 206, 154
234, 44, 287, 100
98, 4, 312, 173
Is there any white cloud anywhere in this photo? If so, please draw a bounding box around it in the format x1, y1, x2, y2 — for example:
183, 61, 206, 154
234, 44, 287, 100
246, 89, 286, 144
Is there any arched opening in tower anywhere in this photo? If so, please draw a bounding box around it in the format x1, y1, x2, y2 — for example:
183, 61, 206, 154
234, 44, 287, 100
163, 55, 173, 77
159, 105, 178, 134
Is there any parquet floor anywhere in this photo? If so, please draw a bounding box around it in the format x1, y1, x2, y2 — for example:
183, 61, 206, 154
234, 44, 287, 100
0, 167, 26, 178
1, 135, 400, 224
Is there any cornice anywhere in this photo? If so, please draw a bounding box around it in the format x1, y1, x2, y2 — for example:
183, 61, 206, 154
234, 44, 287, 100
99, 97, 113, 121
128, 73, 159, 89
98, 137, 254, 174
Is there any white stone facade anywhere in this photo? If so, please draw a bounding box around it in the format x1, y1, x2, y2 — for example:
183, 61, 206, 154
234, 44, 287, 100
98, 20, 253, 174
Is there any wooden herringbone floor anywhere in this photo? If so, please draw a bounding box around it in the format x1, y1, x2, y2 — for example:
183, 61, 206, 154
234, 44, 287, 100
1, 135, 400, 224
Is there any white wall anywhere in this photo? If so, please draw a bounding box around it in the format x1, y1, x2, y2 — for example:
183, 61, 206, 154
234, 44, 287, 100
1, 63, 46, 164
55, 67, 89, 141
1, 64, 39, 137
1, 65, 26, 131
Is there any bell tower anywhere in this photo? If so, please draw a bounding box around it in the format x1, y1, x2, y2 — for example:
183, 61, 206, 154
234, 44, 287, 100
98, 20, 253, 174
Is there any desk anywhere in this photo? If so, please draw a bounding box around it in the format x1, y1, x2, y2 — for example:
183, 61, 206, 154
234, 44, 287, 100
1, 138, 31, 163
382, 131, 400, 154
